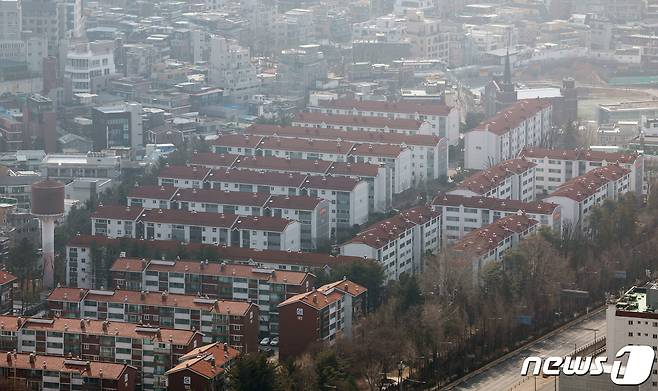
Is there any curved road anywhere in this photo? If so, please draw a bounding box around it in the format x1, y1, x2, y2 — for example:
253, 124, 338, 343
446, 308, 606, 391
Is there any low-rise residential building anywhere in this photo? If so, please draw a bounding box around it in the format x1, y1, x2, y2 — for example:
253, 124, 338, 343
520, 148, 644, 196
544, 164, 631, 230
41, 152, 121, 181
340, 206, 441, 281
449, 159, 536, 202
106, 258, 315, 336
16, 317, 203, 391
128, 186, 330, 250
278, 279, 367, 360
158, 166, 212, 189
452, 214, 540, 281
0, 353, 137, 391
308, 98, 460, 145
0, 271, 17, 314
165, 342, 239, 391
293, 112, 433, 135
65, 235, 360, 290
432, 192, 561, 243
91, 205, 302, 251
46, 287, 259, 354
464, 99, 553, 170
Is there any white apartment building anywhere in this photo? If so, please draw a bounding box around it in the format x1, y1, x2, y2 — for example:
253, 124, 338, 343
127, 186, 331, 250
341, 206, 441, 281
293, 112, 433, 135
41, 152, 121, 180
521, 147, 644, 196
352, 15, 407, 43
452, 214, 539, 282
464, 99, 553, 170
432, 192, 561, 243
302, 175, 369, 234
544, 164, 631, 230
244, 124, 448, 190
405, 11, 450, 64
606, 283, 658, 390
208, 35, 260, 102
65, 41, 116, 94
449, 158, 537, 202
158, 165, 212, 189
309, 98, 460, 145
91, 205, 302, 251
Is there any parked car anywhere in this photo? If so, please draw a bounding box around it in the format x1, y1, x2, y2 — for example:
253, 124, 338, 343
270, 337, 279, 346
260, 337, 270, 345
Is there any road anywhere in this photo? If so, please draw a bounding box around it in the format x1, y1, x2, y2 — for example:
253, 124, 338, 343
448, 309, 606, 391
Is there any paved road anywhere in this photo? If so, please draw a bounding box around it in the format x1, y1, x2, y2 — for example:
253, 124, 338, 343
450, 309, 606, 391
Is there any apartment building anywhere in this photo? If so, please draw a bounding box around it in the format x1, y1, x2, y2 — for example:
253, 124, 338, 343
213, 133, 413, 196
449, 159, 537, 202
106, 258, 315, 336
41, 153, 121, 181
189, 152, 240, 169
47, 287, 259, 354
278, 279, 367, 360
544, 164, 631, 230
340, 206, 441, 281
166, 342, 239, 391
245, 123, 448, 187
91, 205, 302, 251
432, 192, 561, 243
308, 98, 460, 145
0, 271, 17, 314
464, 99, 553, 170
521, 148, 644, 196
128, 186, 330, 250
606, 283, 658, 391
158, 166, 212, 189
293, 112, 433, 135
65, 235, 359, 289
65, 40, 117, 94
452, 214, 539, 281
15, 317, 202, 391
0, 353, 137, 391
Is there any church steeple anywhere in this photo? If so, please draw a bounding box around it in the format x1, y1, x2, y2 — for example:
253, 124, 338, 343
503, 48, 512, 86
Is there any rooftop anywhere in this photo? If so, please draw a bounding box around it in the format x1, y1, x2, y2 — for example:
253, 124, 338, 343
294, 112, 427, 130
317, 98, 454, 116
0, 353, 131, 380
456, 159, 536, 194
472, 99, 553, 136
452, 214, 539, 256
432, 192, 559, 214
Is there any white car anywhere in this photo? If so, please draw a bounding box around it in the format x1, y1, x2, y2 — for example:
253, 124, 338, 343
260, 337, 270, 346
270, 337, 279, 346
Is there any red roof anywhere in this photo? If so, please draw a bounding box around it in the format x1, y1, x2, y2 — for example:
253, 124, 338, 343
303, 175, 363, 191
346, 206, 439, 248
257, 137, 354, 155
211, 133, 263, 148
456, 159, 536, 194
245, 124, 443, 147
190, 152, 240, 168
266, 195, 324, 210
233, 154, 332, 174
328, 161, 381, 177
521, 148, 640, 164
350, 143, 406, 158
317, 98, 454, 116
159, 165, 211, 181
472, 99, 552, 136
278, 288, 344, 310
549, 164, 630, 201
452, 214, 539, 256
0, 271, 17, 286
139, 209, 240, 228
173, 188, 270, 207
92, 205, 144, 221
0, 353, 131, 380
208, 168, 307, 187
166, 342, 240, 379
432, 192, 559, 214
128, 185, 178, 200
294, 112, 426, 130
520, 147, 580, 161
232, 215, 294, 232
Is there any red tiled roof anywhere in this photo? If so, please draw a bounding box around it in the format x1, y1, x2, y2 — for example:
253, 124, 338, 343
257, 137, 354, 154
278, 288, 344, 310
294, 112, 426, 130
233, 155, 331, 174
190, 152, 240, 168
208, 168, 307, 187
456, 159, 535, 194
350, 143, 406, 158
232, 215, 294, 232
317, 98, 454, 116
0, 315, 24, 332
432, 192, 559, 214
346, 206, 439, 248
166, 342, 240, 379
303, 175, 363, 191
472, 99, 552, 136
0, 271, 17, 286
452, 214, 539, 256
520, 147, 580, 160
139, 209, 239, 228
0, 353, 131, 380
549, 164, 630, 202
266, 195, 324, 210
159, 165, 211, 181
173, 188, 270, 207
317, 278, 367, 298
245, 124, 443, 147
211, 133, 263, 148
521, 147, 640, 164
328, 161, 382, 177
92, 205, 144, 221
128, 185, 178, 200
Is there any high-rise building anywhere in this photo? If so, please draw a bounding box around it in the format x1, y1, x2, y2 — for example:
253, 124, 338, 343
23, 94, 57, 153
64, 40, 116, 94
208, 35, 260, 103
91, 102, 143, 150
